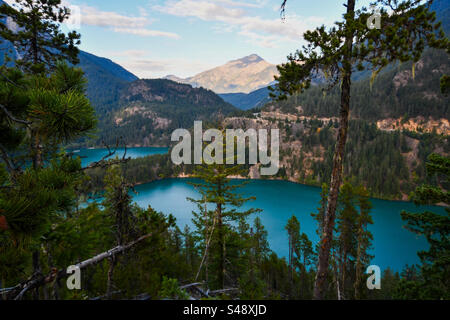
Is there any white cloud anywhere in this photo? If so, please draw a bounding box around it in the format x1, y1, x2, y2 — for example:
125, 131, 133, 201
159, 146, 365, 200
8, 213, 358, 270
138, 6, 149, 17
155, 0, 245, 21
113, 27, 180, 39
104, 49, 216, 78
107, 50, 148, 58
78, 5, 148, 28
154, 0, 326, 47
117, 57, 216, 79
214, 0, 267, 8
60, 1, 180, 39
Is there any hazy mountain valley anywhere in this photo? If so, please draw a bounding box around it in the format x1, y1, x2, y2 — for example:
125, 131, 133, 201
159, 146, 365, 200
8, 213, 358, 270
73, 45, 449, 201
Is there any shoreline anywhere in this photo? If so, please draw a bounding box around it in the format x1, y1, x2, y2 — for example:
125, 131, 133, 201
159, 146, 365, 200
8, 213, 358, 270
78, 147, 445, 206
133, 174, 445, 206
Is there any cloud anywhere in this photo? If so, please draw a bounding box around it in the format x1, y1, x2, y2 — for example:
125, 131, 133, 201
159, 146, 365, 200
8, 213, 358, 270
154, 0, 326, 47
155, 0, 245, 21
78, 5, 148, 28
117, 57, 216, 79
214, 0, 267, 8
123, 60, 170, 73
107, 50, 148, 58
60, 1, 179, 39
113, 28, 180, 39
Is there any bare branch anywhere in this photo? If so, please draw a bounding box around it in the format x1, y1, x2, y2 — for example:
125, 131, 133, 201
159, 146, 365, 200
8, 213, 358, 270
80, 137, 130, 171
0, 142, 21, 178
0, 71, 25, 89
280, 0, 287, 20
4, 233, 152, 300
0, 104, 31, 126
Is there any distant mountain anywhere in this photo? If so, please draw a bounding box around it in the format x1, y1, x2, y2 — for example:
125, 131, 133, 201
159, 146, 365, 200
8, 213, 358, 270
79, 51, 138, 83
0, 0, 17, 66
431, 0, 450, 34
219, 86, 271, 110
96, 79, 239, 146
164, 54, 278, 94
77, 51, 138, 116
0, 43, 139, 117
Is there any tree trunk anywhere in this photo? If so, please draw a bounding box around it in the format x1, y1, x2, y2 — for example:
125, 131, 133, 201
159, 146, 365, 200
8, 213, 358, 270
30, 129, 42, 170
217, 202, 224, 289
8, 234, 152, 300
32, 250, 41, 300
341, 252, 347, 300
354, 245, 363, 299
313, 0, 355, 300
354, 223, 365, 299
329, 249, 340, 300
106, 256, 116, 299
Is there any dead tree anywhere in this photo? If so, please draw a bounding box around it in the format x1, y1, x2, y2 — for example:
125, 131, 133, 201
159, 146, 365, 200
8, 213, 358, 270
2, 233, 152, 300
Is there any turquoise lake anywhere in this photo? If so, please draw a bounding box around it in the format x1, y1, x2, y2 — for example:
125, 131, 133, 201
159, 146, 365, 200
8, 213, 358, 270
132, 178, 446, 272
78, 148, 447, 271
73, 147, 168, 167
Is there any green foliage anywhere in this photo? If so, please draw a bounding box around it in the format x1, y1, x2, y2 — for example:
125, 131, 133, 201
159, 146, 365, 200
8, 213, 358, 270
441, 74, 450, 95
0, 0, 81, 73
158, 276, 189, 300
272, 1, 447, 101
314, 182, 374, 300
400, 153, 449, 299
269, 49, 449, 121
91, 79, 238, 147
0, 0, 448, 301
188, 157, 261, 289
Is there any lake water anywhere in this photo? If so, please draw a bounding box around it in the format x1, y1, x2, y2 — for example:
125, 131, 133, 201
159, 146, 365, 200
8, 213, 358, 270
73, 147, 168, 167
79, 147, 446, 271
132, 178, 447, 272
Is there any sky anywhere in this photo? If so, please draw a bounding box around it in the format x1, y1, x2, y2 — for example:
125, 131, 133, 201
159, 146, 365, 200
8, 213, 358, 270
8, 0, 373, 79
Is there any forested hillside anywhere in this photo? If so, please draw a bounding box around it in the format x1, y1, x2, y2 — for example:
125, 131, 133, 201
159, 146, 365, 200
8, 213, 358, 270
77, 51, 138, 117
94, 79, 238, 146
267, 48, 449, 122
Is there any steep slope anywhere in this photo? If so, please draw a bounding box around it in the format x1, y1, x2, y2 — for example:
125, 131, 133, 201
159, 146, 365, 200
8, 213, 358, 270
431, 0, 450, 34
97, 79, 239, 147
269, 48, 449, 124
76, 51, 138, 116
219, 86, 270, 110
165, 54, 278, 94
0, 0, 17, 66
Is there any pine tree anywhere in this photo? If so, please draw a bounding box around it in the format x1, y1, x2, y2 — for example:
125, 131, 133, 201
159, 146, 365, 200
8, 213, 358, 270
0, 0, 80, 74
253, 216, 270, 266
311, 183, 328, 240
272, 0, 447, 299
285, 215, 300, 291
400, 153, 449, 299
237, 217, 268, 299
0, 2, 95, 298
188, 162, 260, 289
336, 182, 358, 299
354, 186, 374, 299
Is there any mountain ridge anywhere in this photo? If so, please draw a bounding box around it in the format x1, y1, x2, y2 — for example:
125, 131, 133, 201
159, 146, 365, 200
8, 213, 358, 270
96, 78, 239, 147
219, 86, 270, 110
164, 54, 278, 94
